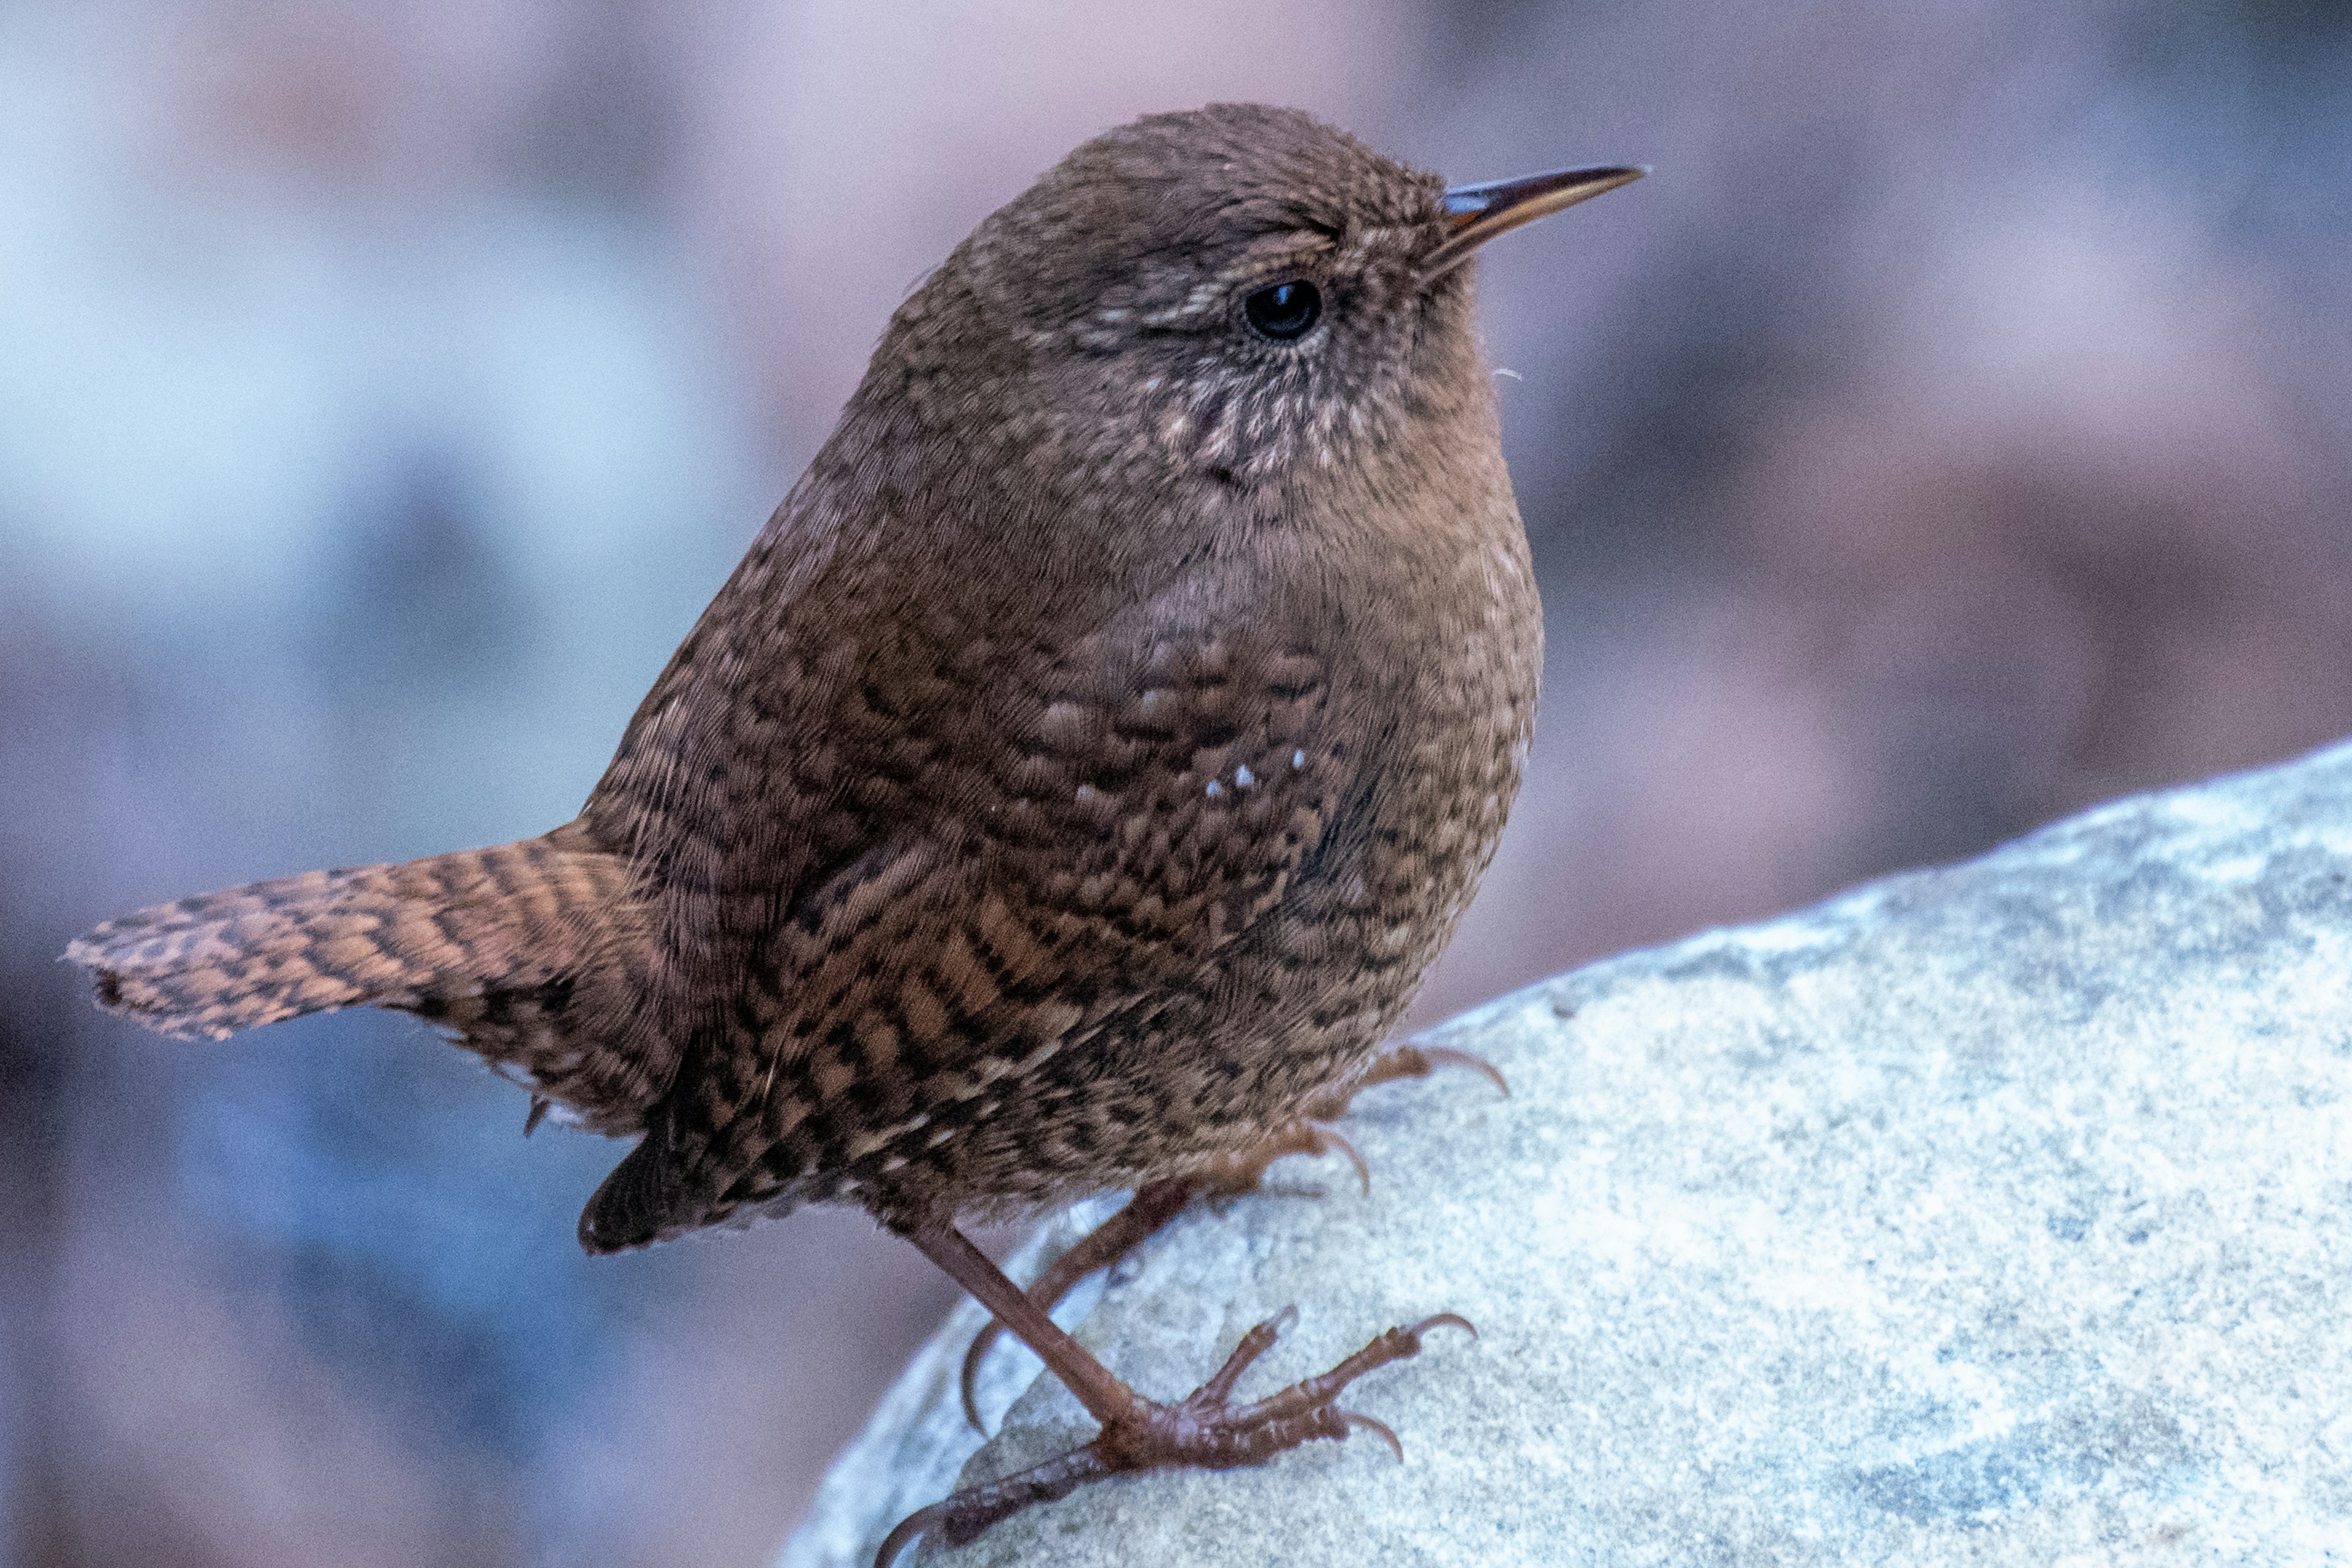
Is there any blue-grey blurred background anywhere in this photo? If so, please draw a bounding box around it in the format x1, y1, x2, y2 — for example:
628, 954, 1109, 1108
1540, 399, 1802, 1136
4, 1, 2349, 1563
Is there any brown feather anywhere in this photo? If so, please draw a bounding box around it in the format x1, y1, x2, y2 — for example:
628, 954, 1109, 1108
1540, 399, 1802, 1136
68, 822, 668, 1133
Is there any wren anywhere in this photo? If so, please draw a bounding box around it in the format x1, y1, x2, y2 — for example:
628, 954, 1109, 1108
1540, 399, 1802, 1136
67, 104, 1641, 1561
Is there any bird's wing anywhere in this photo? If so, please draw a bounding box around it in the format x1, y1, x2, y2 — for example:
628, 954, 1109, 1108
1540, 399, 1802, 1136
578, 570, 1349, 1248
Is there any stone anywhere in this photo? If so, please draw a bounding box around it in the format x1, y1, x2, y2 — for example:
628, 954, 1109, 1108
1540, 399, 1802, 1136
780, 741, 2352, 1567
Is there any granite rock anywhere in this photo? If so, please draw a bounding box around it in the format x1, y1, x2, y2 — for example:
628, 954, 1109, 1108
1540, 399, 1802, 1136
781, 742, 2352, 1567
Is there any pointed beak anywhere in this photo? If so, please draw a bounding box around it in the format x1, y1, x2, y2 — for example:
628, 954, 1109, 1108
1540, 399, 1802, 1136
1420, 164, 1645, 284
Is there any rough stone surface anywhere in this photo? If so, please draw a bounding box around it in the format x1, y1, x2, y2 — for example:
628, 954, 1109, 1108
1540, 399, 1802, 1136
780, 742, 2352, 1567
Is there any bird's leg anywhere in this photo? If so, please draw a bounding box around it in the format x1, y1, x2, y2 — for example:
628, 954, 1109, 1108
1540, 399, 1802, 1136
956, 1041, 1504, 1430
956, 1177, 1196, 1429
882, 1221, 1470, 1568
952, 1125, 1369, 1430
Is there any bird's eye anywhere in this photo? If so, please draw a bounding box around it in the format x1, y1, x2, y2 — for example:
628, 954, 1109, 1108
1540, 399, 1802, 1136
1242, 279, 1322, 342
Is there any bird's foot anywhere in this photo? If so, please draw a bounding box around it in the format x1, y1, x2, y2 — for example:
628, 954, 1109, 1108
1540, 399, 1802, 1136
957, 1041, 1505, 1430
1298, 1040, 1511, 1123
1195, 1043, 1512, 1200
1196, 1115, 1371, 1198
886, 1306, 1472, 1567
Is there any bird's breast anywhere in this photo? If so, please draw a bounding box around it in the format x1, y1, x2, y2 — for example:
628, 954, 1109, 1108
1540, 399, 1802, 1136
1272, 505, 1542, 998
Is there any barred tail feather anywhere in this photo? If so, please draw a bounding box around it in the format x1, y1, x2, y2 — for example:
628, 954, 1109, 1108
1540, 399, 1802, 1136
65, 823, 668, 1131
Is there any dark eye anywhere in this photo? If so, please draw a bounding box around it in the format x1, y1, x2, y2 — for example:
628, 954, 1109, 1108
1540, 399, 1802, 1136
1242, 279, 1322, 342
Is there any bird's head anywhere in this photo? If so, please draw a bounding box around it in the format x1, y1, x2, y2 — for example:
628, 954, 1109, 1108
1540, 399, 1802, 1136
863, 104, 1639, 529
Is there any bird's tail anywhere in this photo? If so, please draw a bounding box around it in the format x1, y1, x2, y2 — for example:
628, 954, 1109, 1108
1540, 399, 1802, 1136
64, 823, 668, 1131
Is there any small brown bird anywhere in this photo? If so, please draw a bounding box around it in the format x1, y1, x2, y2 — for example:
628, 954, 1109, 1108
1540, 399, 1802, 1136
67, 104, 1638, 1559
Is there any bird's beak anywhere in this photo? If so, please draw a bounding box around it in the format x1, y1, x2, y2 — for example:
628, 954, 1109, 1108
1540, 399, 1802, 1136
1420, 165, 1645, 284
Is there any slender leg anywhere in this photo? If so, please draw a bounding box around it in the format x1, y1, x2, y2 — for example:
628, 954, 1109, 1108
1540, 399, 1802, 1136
957, 1041, 1507, 1430
958, 1178, 1196, 1430
879, 1221, 1471, 1567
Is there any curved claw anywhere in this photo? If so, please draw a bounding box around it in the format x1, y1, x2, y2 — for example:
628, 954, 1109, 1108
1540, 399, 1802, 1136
1214, 1121, 1371, 1197
1314, 1123, 1371, 1197
1300, 1041, 1512, 1123
1408, 1311, 1478, 1342
1414, 1045, 1511, 1100
959, 1326, 996, 1433
873, 1498, 950, 1568
1338, 1409, 1404, 1461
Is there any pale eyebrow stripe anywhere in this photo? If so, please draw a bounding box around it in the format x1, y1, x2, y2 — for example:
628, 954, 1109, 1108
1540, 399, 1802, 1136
1114, 219, 1428, 334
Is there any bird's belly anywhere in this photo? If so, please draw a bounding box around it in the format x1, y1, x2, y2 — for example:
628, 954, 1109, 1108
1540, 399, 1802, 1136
895, 653, 1536, 1214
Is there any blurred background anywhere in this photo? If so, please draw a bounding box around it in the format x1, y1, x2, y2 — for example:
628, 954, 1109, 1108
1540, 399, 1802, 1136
3, 0, 2349, 1562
